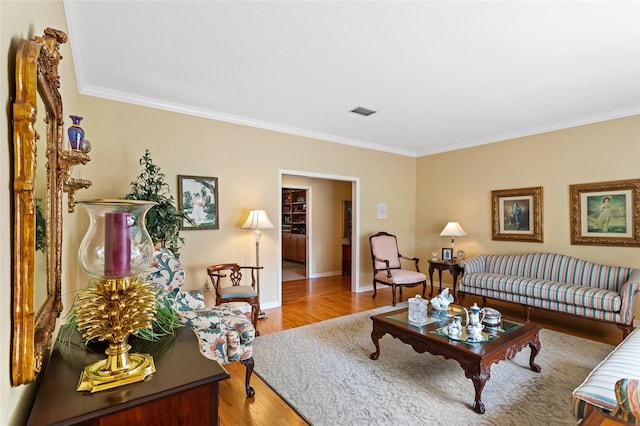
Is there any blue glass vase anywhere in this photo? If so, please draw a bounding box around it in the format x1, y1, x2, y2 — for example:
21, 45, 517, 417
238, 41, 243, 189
68, 115, 85, 150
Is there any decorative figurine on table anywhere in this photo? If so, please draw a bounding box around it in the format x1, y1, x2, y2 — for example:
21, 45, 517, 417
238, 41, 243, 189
447, 315, 462, 336
430, 288, 454, 313
463, 302, 486, 340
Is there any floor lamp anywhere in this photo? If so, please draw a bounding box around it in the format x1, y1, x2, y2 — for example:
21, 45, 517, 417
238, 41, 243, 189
241, 209, 274, 319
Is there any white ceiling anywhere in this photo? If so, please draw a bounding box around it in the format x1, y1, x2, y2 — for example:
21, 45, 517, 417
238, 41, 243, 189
63, 1, 640, 157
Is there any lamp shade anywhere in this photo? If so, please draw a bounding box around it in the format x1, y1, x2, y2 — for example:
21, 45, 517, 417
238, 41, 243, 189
241, 209, 275, 230
440, 222, 466, 237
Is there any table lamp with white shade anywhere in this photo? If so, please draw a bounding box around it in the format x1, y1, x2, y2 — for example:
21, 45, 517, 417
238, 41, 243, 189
440, 221, 466, 256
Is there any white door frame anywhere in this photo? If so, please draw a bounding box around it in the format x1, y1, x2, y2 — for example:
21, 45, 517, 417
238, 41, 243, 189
278, 169, 360, 308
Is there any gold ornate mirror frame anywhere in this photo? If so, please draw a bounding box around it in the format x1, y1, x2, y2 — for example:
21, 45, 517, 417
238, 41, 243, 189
12, 28, 91, 385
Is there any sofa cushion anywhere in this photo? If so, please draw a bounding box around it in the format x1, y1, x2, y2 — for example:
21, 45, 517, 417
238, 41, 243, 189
463, 273, 622, 312
484, 253, 632, 291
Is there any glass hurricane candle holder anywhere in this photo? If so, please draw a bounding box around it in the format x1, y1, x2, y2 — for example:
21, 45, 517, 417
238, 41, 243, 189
75, 199, 158, 393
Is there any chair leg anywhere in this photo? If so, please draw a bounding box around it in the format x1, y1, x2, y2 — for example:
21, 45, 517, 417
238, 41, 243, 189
372, 281, 377, 299
240, 356, 255, 397
421, 281, 427, 298
398, 286, 403, 303
251, 303, 260, 337
391, 285, 397, 306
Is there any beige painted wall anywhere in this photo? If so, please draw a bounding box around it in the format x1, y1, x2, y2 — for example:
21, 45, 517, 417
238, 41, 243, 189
416, 115, 640, 273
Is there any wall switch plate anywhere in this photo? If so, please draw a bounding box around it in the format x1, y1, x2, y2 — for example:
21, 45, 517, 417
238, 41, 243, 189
377, 203, 387, 219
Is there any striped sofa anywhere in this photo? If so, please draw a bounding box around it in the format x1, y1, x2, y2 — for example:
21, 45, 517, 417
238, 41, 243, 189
572, 327, 640, 422
459, 253, 640, 337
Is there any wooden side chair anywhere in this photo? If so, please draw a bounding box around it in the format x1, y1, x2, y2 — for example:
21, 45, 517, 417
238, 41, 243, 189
207, 263, 262, 336
369, 231, 428, 306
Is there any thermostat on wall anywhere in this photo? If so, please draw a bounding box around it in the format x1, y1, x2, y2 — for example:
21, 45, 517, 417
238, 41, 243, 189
377, 203, 387, 219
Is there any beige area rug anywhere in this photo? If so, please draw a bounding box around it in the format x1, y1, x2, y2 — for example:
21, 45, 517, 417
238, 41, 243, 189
253, 305, 614, 426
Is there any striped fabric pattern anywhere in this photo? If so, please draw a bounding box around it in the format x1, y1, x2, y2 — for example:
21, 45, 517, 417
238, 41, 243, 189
459, 287, 622, 323
460, 253, 640, 324
572, 328, 640, 419
483, 253, 631, 291
463, 273, 621, 312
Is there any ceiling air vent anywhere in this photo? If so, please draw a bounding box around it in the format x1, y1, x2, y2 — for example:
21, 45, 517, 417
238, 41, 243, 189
350, 106, 377, 117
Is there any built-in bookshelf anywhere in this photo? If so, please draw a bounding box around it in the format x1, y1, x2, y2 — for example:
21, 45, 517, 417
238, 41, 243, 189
282, 188, 307, 262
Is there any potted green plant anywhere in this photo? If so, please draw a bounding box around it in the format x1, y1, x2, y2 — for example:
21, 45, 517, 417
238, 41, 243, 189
124, 149, 192, 257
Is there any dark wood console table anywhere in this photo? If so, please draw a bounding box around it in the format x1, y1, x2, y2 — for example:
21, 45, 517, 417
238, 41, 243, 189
28, 327, 229, 425
428, 259, 462, 299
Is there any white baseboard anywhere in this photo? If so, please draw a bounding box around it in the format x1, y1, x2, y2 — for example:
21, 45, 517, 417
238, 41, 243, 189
309, 270, 342, 279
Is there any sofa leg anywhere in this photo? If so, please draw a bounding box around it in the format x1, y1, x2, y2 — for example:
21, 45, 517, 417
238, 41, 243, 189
524, 306, 532, 322
241, 356, 255, 398
617, 323, 632, 340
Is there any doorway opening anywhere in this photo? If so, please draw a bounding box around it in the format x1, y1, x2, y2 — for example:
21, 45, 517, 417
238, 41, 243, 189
278, 169, 360, 307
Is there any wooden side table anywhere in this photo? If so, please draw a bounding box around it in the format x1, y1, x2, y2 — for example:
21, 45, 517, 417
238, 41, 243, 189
428, 259, 462, 299
27, 327, 229, 425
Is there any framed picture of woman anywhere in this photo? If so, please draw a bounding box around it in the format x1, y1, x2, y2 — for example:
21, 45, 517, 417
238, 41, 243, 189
570, 179, 640, 246
178, 175, 219, 230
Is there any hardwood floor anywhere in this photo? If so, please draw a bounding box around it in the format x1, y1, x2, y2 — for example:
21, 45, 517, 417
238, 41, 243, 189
219, 275, 625, 426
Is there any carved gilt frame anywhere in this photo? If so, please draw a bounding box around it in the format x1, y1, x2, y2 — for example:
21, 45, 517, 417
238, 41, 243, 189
12, 28, 91, 385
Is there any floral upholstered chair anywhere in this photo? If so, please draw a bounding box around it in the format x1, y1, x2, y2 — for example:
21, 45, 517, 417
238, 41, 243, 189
145, 248, 256, 397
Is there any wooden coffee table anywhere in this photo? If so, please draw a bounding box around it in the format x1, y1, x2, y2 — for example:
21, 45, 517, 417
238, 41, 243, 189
370, 307, 542, 414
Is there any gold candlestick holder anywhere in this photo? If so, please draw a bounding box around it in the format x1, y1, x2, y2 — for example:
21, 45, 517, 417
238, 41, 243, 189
75, 276, 157, 393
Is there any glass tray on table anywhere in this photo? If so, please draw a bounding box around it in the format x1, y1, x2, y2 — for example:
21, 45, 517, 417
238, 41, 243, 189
385, 305, 465, 328
431, 319, 524, 345
431, 327, 496, 344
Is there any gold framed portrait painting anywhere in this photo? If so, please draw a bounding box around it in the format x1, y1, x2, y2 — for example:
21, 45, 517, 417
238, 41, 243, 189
570, 179, 640, 246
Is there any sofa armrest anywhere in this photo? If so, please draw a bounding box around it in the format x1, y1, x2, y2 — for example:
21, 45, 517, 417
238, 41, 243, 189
459, 255, 487, 275
618, 269, 640, 324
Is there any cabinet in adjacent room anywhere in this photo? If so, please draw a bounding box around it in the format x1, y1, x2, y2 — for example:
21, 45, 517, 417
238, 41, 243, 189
282, 188, 307, 263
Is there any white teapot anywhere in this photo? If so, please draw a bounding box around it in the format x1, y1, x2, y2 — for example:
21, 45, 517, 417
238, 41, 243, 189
463, 303, 486, 339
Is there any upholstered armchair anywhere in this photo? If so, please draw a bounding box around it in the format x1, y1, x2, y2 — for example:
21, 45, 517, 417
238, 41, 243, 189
146, 248, 256, 397
369, 231, 427, 306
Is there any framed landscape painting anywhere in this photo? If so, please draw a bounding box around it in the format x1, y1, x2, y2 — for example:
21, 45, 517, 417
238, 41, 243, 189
492, 186, 543, 242
570, 179, 640, 246
178, 175, 219, 230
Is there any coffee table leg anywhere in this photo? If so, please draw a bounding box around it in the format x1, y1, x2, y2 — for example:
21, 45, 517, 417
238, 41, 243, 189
470, 372, 489, 414
370, 329, 383, 360
529, 334, 542, 372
